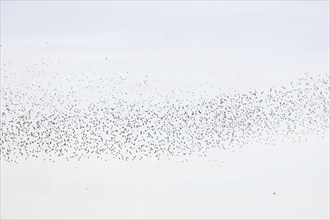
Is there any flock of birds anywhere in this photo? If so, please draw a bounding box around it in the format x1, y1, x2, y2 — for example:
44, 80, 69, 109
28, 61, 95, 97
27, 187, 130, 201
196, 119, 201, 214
0, 59, 329, 163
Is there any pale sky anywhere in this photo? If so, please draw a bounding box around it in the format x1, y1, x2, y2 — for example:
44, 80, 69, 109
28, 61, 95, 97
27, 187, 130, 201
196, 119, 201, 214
1, 1, 329, 81
1, 1, 329, 219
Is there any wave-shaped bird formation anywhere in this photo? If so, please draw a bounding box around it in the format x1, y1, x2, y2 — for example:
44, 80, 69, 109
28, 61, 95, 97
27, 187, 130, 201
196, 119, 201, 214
0, 61, 329, 163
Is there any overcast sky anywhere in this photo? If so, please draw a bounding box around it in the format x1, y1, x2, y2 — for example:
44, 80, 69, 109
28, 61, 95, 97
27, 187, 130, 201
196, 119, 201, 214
1, 1, 329, 82
1, 1, 329, 219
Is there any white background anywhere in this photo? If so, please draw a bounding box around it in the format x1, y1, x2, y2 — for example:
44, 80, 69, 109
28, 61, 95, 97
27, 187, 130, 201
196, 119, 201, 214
1, 1, 329, 219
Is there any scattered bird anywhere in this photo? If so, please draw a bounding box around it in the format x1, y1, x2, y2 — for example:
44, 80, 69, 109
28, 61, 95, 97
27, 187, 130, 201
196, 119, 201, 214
0, 57, 329, 164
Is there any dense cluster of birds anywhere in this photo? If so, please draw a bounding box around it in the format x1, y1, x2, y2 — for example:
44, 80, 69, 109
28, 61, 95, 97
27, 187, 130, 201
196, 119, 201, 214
0, 59, 329, 163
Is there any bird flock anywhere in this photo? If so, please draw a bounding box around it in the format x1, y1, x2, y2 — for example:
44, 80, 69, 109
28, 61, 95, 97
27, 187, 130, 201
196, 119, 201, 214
0, 60, 329, 163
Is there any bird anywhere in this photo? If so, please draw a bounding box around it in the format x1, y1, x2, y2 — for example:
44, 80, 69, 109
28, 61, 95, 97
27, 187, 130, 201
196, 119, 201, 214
0, 55, 329, 164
